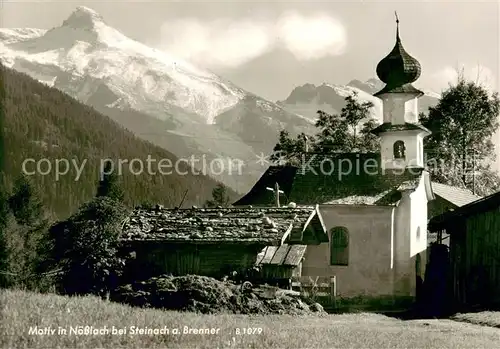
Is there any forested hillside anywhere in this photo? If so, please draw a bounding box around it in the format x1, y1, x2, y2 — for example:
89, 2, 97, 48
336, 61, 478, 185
0, 64, 236, 218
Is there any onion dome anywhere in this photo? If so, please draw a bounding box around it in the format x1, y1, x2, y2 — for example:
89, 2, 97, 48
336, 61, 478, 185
374, 13, 423, 97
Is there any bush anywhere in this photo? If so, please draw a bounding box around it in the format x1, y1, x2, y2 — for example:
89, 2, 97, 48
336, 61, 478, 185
46, 196, 130, 297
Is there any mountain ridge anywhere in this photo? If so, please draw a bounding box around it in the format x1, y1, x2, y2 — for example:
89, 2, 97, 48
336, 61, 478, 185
1, 63, 234, 218
1, 6, 318, 193
277, 79, 440, 124
0, 6, 439, 193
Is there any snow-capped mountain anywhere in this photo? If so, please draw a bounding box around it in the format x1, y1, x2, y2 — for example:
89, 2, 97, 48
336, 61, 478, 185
0, 28, 48, 44
0, 6, 314, 193
277, 79, 440, 124
1, 7, 245, 123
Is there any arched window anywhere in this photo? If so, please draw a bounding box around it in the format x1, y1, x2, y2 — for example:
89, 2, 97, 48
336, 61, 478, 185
416, 227, 421, 241
393, 140, 406, 159
330, 226, 349, 266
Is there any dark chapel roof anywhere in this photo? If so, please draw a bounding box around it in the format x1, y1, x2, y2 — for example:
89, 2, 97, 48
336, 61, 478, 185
233, 152, 425, 207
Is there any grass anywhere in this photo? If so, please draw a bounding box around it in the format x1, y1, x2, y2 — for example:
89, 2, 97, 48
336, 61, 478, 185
452, 311, 500, 328
1, 289, 500, 348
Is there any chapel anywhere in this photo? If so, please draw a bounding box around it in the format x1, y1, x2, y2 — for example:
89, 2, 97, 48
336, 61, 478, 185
234, 15, 435, 300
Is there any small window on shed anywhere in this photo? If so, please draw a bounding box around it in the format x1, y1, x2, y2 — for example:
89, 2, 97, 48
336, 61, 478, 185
393, 140, 406, 159
330, 226, 349, 266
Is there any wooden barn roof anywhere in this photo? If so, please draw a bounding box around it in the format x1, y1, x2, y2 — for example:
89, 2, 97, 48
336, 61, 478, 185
431, 182, 481, 207
256, 244, 307, 267
234, 153, 426, 206
120, 206, 327, 245
429, 190, 499, 232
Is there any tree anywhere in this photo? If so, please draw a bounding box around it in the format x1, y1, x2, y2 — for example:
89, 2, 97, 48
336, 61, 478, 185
314, 110, 350, 153
3, 175, 50, 289
205, 183, 231, 208
46, 196, 130, 297
422, 74, 500, 195
341, 91, 375, 149
272, 92, 379, 163
270, 130, 311, 166
359, 118, 380, 152
96, 161, 125, 202
8, 175, 43, 226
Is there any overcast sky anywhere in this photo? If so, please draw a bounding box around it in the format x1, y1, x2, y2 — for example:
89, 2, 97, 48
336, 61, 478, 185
1, 0, 498, 101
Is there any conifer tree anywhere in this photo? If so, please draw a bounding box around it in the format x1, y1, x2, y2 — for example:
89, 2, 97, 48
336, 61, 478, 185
96, 161, 125, 202
8, 175, 43, 226
4, 175, 49, 289
205, 183, 231, 208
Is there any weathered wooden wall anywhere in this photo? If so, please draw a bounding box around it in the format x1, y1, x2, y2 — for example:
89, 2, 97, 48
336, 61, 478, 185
122, 242, 262, 281
449, 209, 500, 307
260, 265, 295, 279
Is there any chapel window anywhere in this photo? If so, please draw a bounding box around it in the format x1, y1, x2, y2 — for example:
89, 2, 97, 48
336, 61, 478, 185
330, 226, 349, 266
393, 140, 406, 159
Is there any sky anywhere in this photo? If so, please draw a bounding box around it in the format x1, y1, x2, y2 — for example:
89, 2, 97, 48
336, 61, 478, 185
1, 0, 499, 102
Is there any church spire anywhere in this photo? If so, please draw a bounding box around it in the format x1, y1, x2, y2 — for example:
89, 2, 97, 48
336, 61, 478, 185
370, 13, 431, 171
373, 12, 423, 97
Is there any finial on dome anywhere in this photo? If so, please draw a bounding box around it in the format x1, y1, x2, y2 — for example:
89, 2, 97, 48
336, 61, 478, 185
395, 11, 400, 41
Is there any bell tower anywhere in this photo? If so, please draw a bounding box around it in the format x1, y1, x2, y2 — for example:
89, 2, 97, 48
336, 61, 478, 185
371, 12, 431, 171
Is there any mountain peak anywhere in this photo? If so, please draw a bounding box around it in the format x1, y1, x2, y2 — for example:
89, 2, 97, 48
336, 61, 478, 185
62, 6, 104, 30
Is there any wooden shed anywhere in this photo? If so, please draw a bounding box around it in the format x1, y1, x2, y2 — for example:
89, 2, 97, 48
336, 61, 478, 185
428, 191, 500, 309
119, 205, 327, 282
255, 244, 307, 284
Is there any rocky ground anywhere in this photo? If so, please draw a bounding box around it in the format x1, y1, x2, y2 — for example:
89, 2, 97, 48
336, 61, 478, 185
111, 274, 326, 315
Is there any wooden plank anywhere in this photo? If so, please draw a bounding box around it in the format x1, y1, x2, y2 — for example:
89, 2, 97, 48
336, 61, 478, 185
283, 245, 307, 266
494, 215, 499, 296
317, 276, 331, 285
305, 276, 319, 285
261, 265, 293, 279
291, 275, 337, 304
269, 245, 290, 265
331, 276, 337, 298
490, 211, 500, 298
255, 247, 267, 265
259, 246, 277, 265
